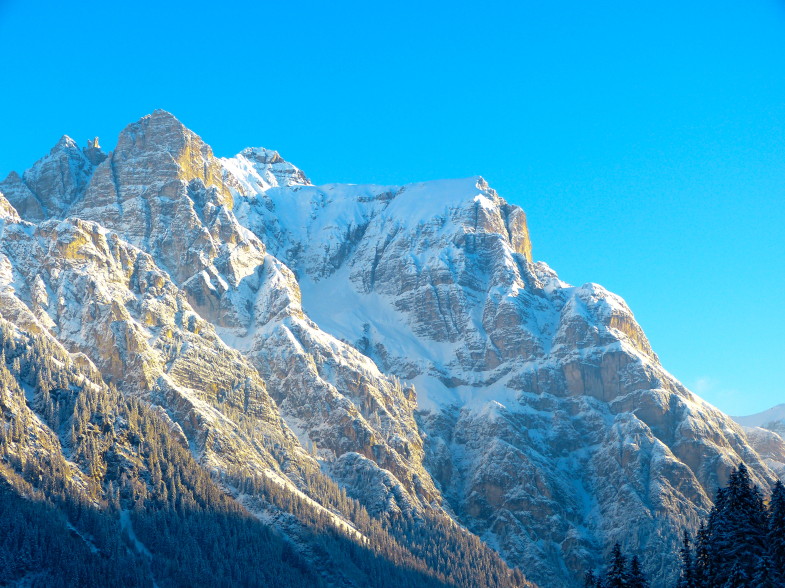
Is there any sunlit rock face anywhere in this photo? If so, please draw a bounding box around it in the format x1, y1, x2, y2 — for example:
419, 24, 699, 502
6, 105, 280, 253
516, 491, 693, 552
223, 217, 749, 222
0, 191, 20, 223
0, 215, 305, 482
72, 110, 258, 289
1, 110, 781, 587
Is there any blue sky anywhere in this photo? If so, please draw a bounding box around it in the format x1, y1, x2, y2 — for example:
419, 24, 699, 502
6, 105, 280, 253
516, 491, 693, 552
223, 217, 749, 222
1, 0, 783, 415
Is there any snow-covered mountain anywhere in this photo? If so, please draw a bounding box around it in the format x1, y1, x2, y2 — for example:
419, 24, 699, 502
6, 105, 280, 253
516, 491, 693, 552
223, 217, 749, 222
733, 405, 785, 480
1, 110, 781, 587
734, 404, 785, 430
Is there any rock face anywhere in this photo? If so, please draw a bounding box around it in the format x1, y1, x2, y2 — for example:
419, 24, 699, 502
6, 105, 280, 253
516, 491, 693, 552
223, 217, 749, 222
1, 110, 781, 587
0, 214, 309, 488
0, 135, 99, 222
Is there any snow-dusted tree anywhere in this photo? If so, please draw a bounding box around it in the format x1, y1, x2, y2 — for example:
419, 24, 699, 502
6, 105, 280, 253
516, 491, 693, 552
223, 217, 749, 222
693, 521, 711, 586
605, 543, 629, 588
583, 569, 600, 587
680, 465, 777, 587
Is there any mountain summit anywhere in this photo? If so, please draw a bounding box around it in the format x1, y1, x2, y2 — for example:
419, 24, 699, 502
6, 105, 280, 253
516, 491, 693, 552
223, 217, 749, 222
0, 111, 780, 587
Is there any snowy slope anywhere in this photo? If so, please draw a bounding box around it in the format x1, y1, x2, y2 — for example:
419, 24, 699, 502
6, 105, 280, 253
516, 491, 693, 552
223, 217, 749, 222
733, 405, 785, 479
734, 404, 785, 429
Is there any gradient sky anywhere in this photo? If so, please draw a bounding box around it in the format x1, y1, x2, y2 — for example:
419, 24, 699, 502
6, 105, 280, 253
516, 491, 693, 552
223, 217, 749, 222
1, 0, 783, 416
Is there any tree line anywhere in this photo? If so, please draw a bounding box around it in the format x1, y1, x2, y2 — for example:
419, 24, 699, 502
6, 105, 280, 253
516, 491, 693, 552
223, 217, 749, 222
676, 464, 785, 587
583, 463, 785, 588
584, 543, 649, 588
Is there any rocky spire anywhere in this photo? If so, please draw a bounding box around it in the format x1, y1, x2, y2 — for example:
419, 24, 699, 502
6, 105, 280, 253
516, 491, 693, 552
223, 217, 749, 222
69, 111, 266, 328
0, 134, 95, 222
83, 137, 107, 166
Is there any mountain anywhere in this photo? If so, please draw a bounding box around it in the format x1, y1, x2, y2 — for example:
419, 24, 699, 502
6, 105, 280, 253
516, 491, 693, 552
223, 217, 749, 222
733, 405, 785, 480
734, 404, 785, 430
0, 110, 780, 587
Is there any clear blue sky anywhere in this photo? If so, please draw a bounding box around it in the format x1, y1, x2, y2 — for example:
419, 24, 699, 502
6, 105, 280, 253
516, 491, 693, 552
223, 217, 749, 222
1, 0, 783, 416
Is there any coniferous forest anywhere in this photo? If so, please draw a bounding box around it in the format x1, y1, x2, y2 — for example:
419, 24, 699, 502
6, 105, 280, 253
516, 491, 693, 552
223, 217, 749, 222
675, 464, 785, 587
584, 464, 785, 588
583, 543, 649, 588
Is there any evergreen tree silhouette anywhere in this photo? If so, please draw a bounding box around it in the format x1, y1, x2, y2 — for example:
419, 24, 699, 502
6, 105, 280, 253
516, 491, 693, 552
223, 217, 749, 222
768, 479, 785, 583
707, 464, 767, 583
678, 464, 783, 588
723, 561, 749, 588
693, 521, 710, 586
628, 555, 648, 588
751, 554, 773, 588
584, 569, 600, 588
605, 543, 629, 588
677, 530, 695, 588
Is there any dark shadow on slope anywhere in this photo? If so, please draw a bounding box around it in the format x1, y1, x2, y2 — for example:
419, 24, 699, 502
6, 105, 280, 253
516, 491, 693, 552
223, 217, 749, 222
0, 477, 462, 588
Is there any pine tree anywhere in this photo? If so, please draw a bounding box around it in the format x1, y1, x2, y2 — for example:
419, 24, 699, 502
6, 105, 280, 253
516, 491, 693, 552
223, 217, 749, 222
723, 561, 749, 588
707, 464, 767, 582
693, 521, 710, 586
768, 480, 785, 583
677, 530, 695, 588
584, 569, 599, 588
751, 554, 773, 588
605, 543, 629, 588
628, 555, 647, 588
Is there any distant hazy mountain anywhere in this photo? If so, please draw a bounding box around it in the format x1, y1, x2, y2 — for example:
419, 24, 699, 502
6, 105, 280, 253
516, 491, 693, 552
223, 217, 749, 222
0, 110, 780, 587
734, 404, 785, 429
733, 405, 785, 481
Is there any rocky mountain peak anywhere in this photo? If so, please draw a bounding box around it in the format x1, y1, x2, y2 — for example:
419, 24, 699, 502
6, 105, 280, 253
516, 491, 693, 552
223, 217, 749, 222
0, 133, 95, 222
223, 146, 311, 192
65, 111, 269, 328
241, 146, 285, 165
111, 110, 234, 205
115, 109, 190, 152
54, 134, 78, 149
1, 170, 20, 183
